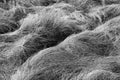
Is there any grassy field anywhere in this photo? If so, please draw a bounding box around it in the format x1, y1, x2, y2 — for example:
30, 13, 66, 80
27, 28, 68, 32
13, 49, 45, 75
0, 0, 120, 80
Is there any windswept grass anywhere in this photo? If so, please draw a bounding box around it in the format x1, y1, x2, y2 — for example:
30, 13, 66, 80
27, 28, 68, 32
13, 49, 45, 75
0, 0, 120, 80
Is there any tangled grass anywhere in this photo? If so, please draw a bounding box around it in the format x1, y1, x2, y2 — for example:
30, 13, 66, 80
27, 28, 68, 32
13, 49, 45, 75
0, 0, 120, 80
